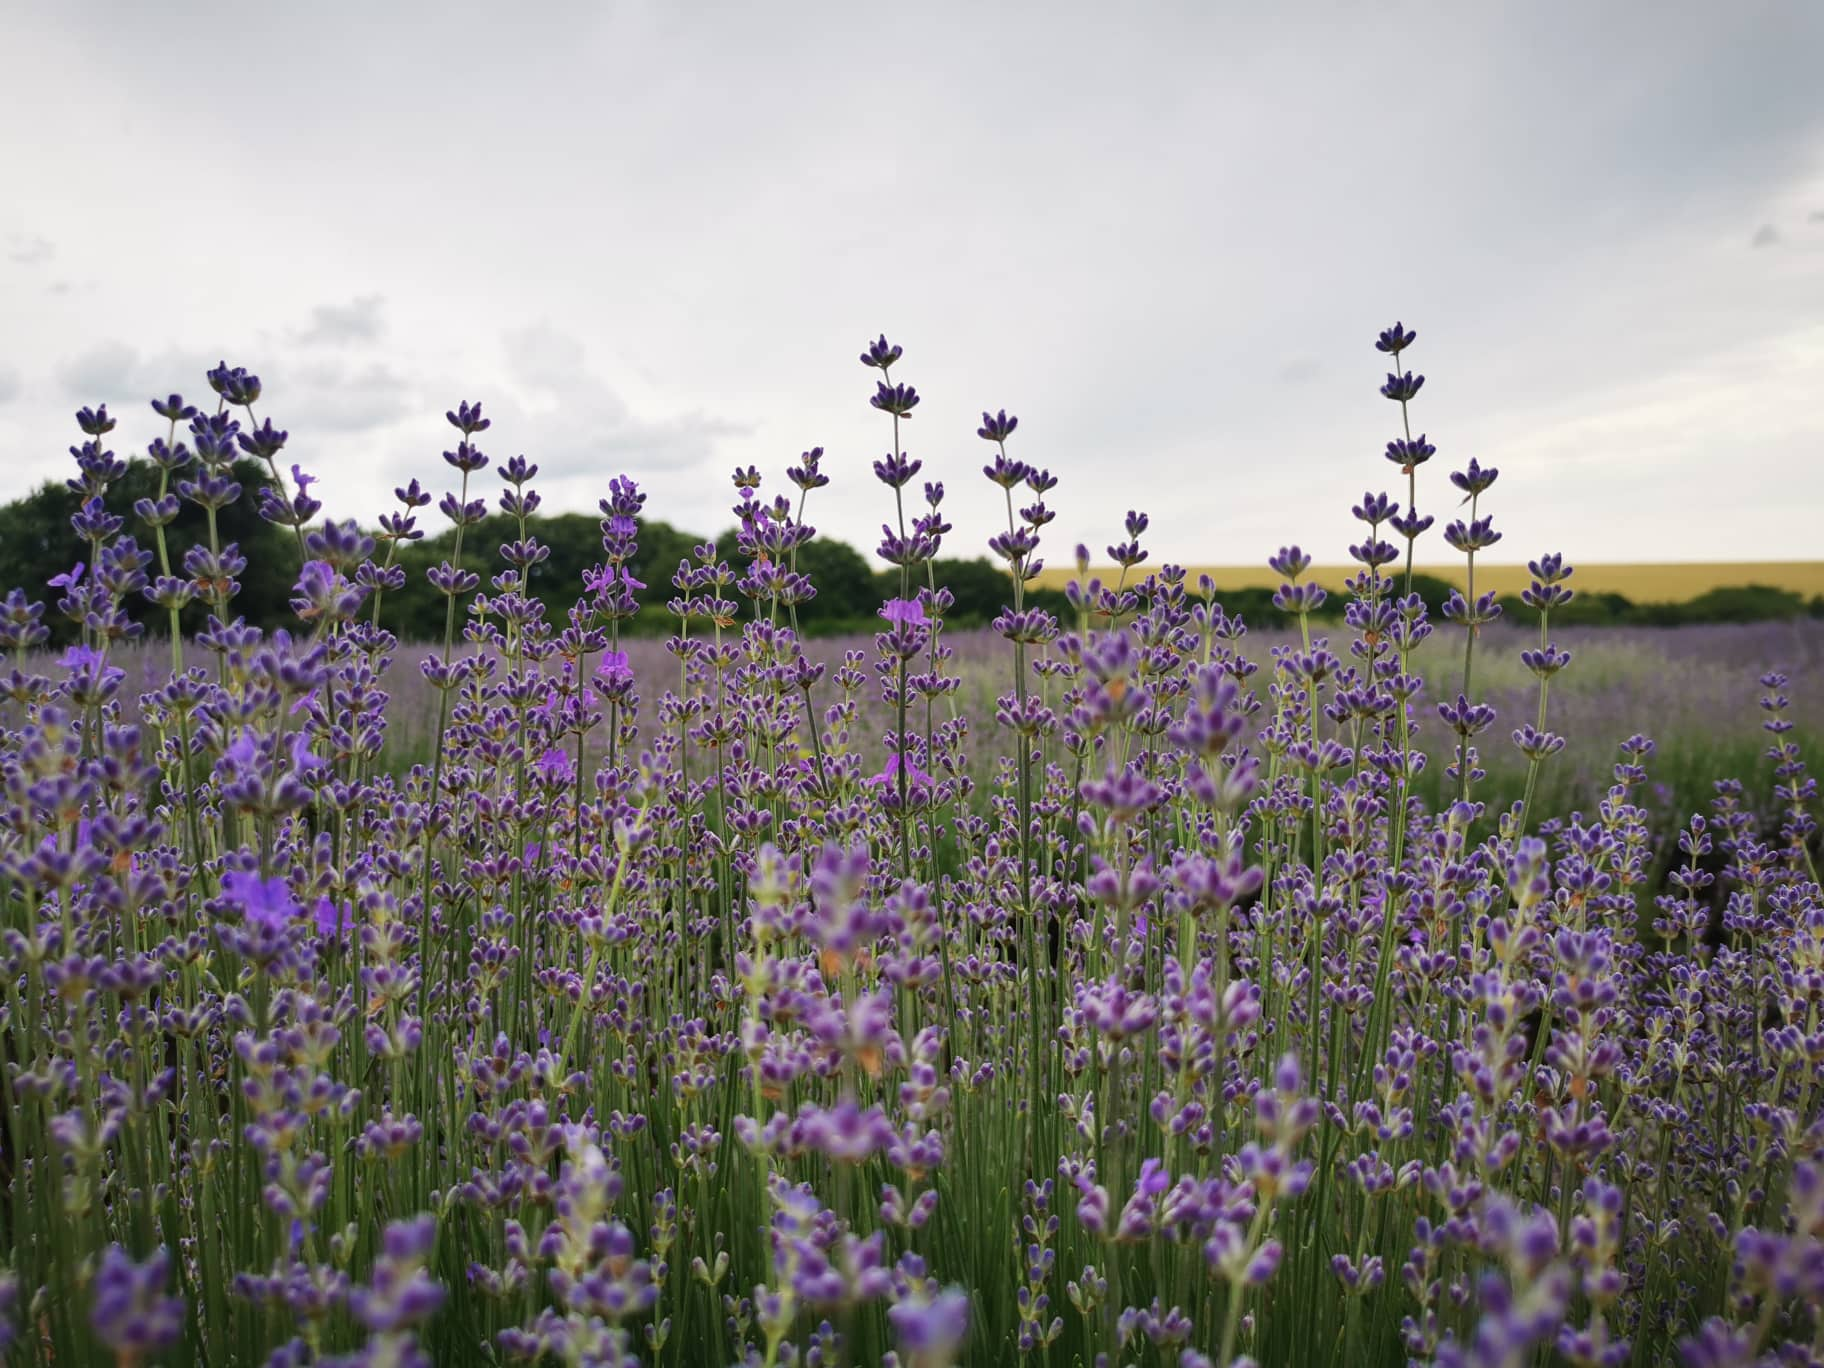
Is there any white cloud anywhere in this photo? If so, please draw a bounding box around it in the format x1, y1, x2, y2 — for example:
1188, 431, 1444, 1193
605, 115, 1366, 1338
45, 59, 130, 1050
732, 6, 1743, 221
296, 294, 387, 346
0, 2, 1821, 559
55, 340, 140, 399
490, 322, 747, 480
5, 232, 53, 265
281, 358, 416, 432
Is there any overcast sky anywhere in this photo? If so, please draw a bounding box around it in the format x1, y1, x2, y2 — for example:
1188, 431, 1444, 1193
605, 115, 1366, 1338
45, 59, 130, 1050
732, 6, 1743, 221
2, 1, 1821, 575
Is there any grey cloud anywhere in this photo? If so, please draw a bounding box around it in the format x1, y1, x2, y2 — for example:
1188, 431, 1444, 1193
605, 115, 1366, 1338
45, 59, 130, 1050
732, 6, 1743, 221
52, 338, 414, 431
55, 343, 258, 410
297, 295, 387, 346
284, 359, 416, 432
0, 366, 20, 404
56, 341, 140, 398
6, 233, 53, 265
497, 324, 747, 478
1751, 223, 1781, 248
4, 3, 1824, 557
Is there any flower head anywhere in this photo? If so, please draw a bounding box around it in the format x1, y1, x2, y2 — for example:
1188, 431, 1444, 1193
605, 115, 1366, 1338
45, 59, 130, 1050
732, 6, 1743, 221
977, 409, 1018, 442
860, 334, 903, 370
867, 752, 933, 791
534, 746, 576, 786
90, 1246, 183, 1358
221, 870, 298, 932
889, 1287, 970, 1365
1375, 321, 1416, 355
314, 896, 351, 940
871, 380, 920, 418
595, 650, 633, 688
879, 598, 928, 628
76, 405, 116, 436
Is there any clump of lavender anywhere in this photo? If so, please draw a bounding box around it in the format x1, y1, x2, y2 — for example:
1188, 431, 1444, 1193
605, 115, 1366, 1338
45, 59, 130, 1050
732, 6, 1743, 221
0, 330, 1815, 1368
1376, 321, 1435, 598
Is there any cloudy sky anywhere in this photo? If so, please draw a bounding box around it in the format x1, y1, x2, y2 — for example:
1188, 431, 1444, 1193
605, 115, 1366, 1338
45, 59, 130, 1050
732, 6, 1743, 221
2, 2, 1821, 573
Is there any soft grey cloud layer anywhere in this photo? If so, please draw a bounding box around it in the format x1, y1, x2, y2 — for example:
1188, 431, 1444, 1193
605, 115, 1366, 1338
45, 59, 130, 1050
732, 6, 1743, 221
1, 0, 1821, 568
5, 234, 53, 266
298, 295, 387, 347
55, 341, 141, 399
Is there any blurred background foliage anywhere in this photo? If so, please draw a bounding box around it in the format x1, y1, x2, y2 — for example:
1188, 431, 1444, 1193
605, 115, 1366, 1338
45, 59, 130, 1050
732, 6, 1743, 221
3, 456, 1818, 645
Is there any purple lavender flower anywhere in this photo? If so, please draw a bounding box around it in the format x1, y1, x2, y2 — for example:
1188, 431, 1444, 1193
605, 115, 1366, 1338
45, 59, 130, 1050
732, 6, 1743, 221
977, 409, 1019, 442
534, 746, 576, 786
221, 869, 298, 932
595, 649, 633, 687
871, 380, 921, 418
860, 334, 903, 370
1381, 370, 1424, 401
879, 598, 929, 628
888, 1286, 970, 1366
89, 1246, 183, 1358
76, 404, 117, 436
867, 752, 933, 792
314, 896, 351, 940
1375, 321, 1416, 354
0, 320, 1814, 1368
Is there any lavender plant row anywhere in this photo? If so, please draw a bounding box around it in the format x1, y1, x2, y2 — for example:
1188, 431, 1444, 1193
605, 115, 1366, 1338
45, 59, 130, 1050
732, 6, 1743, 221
0, 328, 1819, 1368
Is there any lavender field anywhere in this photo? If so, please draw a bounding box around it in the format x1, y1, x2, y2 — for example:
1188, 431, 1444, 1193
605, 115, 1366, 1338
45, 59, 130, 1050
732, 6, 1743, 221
0, 325, 1820, 1368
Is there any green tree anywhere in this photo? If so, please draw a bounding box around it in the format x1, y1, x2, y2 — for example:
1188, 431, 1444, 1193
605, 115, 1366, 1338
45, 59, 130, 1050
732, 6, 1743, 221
0, 456, 295, 645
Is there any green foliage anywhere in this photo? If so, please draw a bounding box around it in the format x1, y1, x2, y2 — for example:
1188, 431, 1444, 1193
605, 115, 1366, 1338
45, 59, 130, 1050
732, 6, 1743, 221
0, 456, 295, 646
791, 538, 881, 629
1406, 572, 1458, 617
384, 514, 706, 639
0, 467, 1814, 639
1657, 583, 1807, 624
1497, 582, 1812, 629
870, 556, 1070, 630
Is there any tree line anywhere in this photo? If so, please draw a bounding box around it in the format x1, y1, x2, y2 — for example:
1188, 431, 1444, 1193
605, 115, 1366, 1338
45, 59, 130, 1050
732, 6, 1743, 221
1, 457, 1816, 646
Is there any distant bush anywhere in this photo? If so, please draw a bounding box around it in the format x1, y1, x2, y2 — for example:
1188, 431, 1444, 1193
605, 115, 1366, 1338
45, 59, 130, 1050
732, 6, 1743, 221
1497, 581, 1812, 629
0, 455, 293, 645
0, 462, 1814, 638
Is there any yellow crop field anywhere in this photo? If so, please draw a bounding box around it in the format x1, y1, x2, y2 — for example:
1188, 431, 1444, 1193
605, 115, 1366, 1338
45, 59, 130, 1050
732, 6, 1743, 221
1031, 562, 1824, 602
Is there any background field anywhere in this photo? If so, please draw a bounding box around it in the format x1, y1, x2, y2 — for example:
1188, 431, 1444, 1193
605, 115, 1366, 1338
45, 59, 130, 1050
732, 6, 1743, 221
1033, 560, 1824, 599
58, 617, 1820, 893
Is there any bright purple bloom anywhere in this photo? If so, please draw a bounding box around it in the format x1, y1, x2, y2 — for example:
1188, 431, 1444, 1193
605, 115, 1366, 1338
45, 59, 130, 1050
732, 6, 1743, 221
89, 1246, 183, 1357
288, 730, 327, 777
534, 746, 575, 785
867, 753, 933, 791
221, 870, 298, 932
860, 334, 903, 370
595, 650, 633, 687
888, 1287, 970, 1361
314, 896, 351, 940
879, 598, 928, 628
